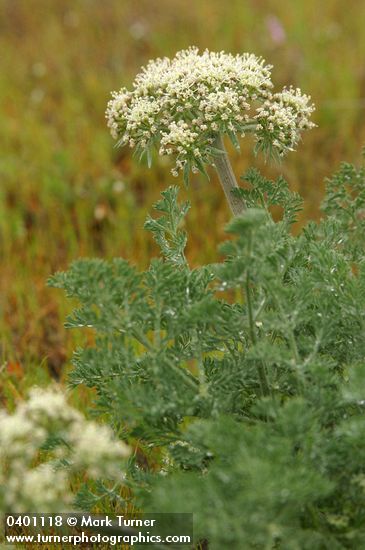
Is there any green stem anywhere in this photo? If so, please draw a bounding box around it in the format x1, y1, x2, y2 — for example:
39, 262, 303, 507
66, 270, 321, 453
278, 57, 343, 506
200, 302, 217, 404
268, 288, 301, 366
267, 286, 303, 392
246, 274, 257, 346
213, 133, 246, 216
288, 329, 300, 365
246, 272, 270, 397
195, 330, 208, 396
132, 328, 153, 351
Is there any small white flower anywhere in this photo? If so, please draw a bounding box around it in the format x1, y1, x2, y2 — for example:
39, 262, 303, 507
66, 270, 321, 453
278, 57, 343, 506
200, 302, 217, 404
0, 386, 131, 513
69, 421, 130, 479
5, 465, 72, 513
0, 413, 45, 459
255, 87, 315, 155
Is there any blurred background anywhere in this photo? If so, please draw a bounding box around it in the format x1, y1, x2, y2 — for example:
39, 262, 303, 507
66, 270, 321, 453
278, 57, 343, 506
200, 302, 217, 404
1, 0, 365, 386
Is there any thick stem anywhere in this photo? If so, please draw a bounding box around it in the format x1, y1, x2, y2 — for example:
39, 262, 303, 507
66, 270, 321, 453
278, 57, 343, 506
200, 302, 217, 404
213, 133, 246, 216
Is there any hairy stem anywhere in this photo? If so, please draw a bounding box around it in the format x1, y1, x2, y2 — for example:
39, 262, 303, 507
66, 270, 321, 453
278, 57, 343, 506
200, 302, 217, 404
213, 133, 246, 216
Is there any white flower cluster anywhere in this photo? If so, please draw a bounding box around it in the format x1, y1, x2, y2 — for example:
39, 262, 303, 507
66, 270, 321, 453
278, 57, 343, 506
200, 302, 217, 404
0, 387, 130, 513
106, 47, 315, 177
255, 86, 315, 156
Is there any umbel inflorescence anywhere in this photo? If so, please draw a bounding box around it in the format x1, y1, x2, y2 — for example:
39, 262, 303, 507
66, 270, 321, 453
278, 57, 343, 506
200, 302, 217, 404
106, 47, 315, 180
0, 387, 130, 512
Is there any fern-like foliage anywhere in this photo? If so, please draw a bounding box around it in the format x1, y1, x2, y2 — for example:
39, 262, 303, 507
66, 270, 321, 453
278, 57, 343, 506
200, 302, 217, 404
50, 161, 365, 548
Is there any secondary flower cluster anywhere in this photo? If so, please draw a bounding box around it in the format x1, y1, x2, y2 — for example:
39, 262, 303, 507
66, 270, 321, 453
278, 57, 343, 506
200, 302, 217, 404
0, 387, 130, 512
255, 86, 316, 156
106, 47, 315, 177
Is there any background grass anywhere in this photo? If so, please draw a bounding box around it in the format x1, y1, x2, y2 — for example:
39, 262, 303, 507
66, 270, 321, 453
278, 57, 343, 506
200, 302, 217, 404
1, 0, 365, 396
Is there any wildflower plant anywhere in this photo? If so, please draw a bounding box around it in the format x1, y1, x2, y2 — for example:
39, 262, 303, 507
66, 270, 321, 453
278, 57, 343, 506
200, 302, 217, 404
51, 159, 365, 547
106, 47, 315, 214
49, 49, 365, 547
